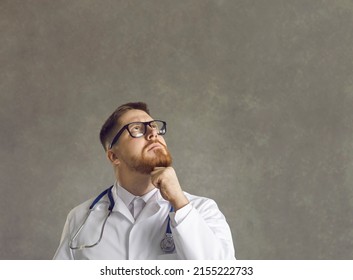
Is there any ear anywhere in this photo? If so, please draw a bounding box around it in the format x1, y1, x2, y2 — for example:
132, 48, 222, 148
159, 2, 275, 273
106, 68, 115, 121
107, 150, 120, 165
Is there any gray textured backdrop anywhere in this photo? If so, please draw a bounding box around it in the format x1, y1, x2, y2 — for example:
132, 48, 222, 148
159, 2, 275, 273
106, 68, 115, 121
1, 0, 353, 259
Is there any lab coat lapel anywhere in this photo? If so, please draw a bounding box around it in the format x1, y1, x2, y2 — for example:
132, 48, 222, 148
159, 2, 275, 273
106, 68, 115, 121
110, 186, 168, 223
111, 190, 134, 223
135, 190, 167, 222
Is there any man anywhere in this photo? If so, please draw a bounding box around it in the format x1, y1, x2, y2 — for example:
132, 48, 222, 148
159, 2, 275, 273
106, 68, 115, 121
54, 102, 235, 259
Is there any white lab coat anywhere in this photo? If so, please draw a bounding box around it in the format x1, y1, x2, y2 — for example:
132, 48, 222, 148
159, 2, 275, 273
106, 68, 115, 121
53, 186, 235, 260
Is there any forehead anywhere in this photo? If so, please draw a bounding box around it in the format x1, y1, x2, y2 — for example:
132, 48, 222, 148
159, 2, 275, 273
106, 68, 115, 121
118, 109, 153, 127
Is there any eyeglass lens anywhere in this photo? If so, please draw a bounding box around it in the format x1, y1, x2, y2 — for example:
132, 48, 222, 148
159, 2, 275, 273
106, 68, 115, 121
128, 121, 165, 138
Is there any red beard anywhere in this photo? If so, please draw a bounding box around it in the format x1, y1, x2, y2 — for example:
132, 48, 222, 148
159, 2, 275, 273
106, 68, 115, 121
129, 141, 173, 174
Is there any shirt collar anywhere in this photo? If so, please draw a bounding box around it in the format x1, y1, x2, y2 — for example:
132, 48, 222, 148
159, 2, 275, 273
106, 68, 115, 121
114, 181, 158, 208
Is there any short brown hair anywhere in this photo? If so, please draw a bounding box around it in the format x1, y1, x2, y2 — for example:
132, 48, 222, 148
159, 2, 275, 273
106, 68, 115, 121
99, 102, 150, 150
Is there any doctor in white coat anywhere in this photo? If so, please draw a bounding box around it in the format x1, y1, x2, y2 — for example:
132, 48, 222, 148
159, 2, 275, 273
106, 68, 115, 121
54, 102, 235, 260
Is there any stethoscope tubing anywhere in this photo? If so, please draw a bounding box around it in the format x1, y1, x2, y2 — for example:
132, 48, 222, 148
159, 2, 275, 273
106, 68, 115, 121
69, 186, 174, 252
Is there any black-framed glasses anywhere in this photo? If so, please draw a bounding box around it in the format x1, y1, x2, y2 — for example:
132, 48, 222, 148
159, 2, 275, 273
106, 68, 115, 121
109, 120, 167, 149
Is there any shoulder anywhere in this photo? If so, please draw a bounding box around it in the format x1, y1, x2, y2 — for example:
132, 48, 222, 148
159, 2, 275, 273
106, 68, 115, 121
183, 191, 219, 211
66, 196, 97, 221
70, 198, 93, 212
67, 187, 113, 219
183, 191, 215, 203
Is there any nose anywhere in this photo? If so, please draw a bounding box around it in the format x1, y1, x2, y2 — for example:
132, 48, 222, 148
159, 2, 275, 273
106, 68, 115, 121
146, 124, 158, 140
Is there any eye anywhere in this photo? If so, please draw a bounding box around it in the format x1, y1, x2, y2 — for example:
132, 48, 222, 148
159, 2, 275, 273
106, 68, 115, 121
129, 123, 143, 132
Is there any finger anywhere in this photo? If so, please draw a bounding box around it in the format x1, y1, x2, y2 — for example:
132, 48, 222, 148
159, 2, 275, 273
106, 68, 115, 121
150, 170, 163, 178
151, 167, 167, 176
151, 176, 162, 188
151, 170, 162, 183
152, 167, 165, 172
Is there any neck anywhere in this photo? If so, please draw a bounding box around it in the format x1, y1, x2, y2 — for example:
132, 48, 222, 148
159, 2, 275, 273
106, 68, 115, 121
115, 167, 155, 196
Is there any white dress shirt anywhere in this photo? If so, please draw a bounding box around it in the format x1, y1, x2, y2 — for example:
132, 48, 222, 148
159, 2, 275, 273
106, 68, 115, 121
115, 181, 191, 225
116, 182, 157, 219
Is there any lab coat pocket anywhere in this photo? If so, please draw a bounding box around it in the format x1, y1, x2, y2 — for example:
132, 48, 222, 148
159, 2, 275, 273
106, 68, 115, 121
157, 253, 179, 260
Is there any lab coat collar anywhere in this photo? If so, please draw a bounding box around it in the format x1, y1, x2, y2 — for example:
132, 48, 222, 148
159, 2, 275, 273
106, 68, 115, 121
111, 185, 134, 223
117, 183, 136, 209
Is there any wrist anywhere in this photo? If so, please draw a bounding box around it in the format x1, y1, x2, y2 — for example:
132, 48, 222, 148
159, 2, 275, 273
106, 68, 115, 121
171, 193, 189, 211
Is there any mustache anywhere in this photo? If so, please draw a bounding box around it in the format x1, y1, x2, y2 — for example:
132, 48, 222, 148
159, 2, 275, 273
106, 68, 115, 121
143, 140, 167, 151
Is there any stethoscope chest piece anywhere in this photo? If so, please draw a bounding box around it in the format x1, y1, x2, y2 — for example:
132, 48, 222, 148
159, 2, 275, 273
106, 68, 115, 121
160, 233, 175, 253
70, 185, 176, 253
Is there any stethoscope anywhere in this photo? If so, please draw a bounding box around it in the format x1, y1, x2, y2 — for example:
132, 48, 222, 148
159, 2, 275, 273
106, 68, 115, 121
69, 186, 175, 253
